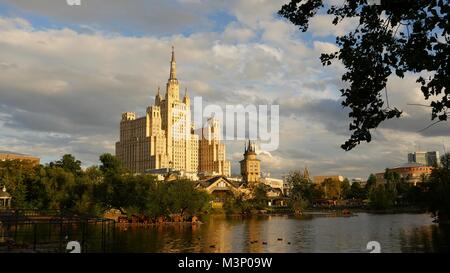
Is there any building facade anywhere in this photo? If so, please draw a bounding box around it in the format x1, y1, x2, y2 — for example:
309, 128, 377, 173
375, 163, 433, 185
240, 141, 261, 185
426, 151, 440, 166
408, 151, 440, 166
313, 175, 344, 184
115, 47, 230, 176
0, 151, 40, 166
196, 176, 240, 208
198, 117, 231, 177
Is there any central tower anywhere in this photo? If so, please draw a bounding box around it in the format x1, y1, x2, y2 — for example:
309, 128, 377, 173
116, 46, 230, 177
166, 46, 180, 101
160, 46, 194, 172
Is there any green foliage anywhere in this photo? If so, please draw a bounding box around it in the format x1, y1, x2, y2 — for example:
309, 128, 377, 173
363, 173, 378, 198
366, 174, 377, 191
159, 180, 211, 217
0, 159, 40, 209
286, 170, 314, 209
223, 195, 252, 215
341, 178, 351, 199
348, 182, 366, 199
279, 0, 450, 150
0, 154, 210, 219
368, 182, 397, 210
425, 153, 450, 220
441, 153, 450, 170
252, 184, 269, 210
51, 154, 82, 176
99, 153, 122, 175
321, 178, 341, 200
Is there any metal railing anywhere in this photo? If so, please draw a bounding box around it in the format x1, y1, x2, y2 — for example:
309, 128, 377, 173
0, 209, 115, 253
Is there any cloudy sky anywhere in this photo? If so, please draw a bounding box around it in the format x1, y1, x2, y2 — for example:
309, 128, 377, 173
0, 0, 449, 179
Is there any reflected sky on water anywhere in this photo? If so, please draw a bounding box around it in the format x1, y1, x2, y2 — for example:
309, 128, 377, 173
111, 213, 450, 253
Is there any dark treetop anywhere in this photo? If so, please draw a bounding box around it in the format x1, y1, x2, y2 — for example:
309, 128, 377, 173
279, 0, 449, 150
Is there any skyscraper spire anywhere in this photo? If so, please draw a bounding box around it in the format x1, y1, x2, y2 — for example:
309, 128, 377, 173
169, 46, 176, 80
171, 45, 175, 62
155, 86, 162, 105
183, 87, 190, 105
303, 165, 310, 180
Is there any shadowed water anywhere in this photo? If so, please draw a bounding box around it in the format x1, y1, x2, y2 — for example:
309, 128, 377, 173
111, 213, 450, 253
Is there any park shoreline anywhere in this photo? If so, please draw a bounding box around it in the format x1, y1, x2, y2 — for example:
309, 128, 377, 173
107, 206, 431, 227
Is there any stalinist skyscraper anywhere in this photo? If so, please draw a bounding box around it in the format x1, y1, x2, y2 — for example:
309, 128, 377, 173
115, 47, 230, 177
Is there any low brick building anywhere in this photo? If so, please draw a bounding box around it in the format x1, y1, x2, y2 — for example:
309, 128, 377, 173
0, 151, 40, 166
375, 163, 433, 186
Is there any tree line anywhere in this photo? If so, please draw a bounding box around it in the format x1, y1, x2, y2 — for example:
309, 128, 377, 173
0, 154, 210, 221
2, 152, 450, 223
283, 153, 450, 222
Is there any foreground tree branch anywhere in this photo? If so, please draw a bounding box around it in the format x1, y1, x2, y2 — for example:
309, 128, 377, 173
279, 0, 450, 150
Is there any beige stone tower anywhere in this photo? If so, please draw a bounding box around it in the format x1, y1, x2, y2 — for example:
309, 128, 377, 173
240, 140, 261, 185
116, 46, 200, 174
199, 117, 231, 176
115, 108, 169, 173
116, 46, 233, 176
159, 46, 197, 172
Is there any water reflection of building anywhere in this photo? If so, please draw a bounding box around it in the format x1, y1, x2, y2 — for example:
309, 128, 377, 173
245, 218, 263, 253
398, 225, 436, 252
202, 215, 233, 252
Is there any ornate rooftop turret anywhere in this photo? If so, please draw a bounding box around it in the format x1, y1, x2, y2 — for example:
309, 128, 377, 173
155, 86, 162, 105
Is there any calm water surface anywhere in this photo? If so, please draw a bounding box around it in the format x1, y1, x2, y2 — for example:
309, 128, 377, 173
112, 213, 450, 253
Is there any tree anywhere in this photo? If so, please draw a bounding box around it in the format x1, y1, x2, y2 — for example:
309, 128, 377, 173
122, 174, 160, 218
95, 172, 129, 211
349, 182, 366, 199
341, 178, 351, 199
384, 169, 401, 184
252, 184, 269, 209
441, 153, 450, 169
43, 166, 77, 210
160, 180, 210, 217
366, 173, 377, 193
99, 153, 122, 176
0, 159, 40, 208
286, 170, 315, 209
368, 182, 397, 210
223, 194, 252, 215
0, 155, 212, 219
53, 154, 82, 176
383, 168, 415, 204
72, 175, 97, 215
279, 0, 450, 150
286, 171, 314, 199
85, 166, 103, 184
322, 178, 341, 200
426, 153, 450, 222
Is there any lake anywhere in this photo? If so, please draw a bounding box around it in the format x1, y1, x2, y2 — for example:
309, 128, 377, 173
111, 212, 450, 253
